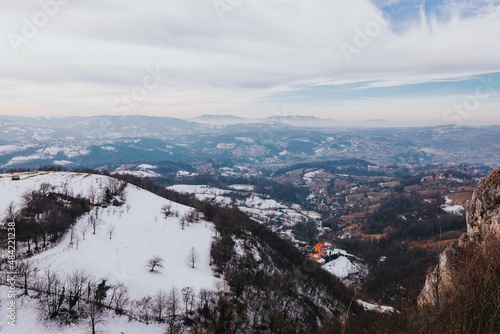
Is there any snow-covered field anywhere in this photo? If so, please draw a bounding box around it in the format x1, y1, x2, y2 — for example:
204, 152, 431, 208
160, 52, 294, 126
322, 249, 368, 285
0, 142, 91, 168
112, 170, 160, 178
167, 184, 320, 231
0, 172, 219, 333
303, 169, 323, 184
441, 196, 465, 215
357, 299, 394, 313
0, 171, 99, 213
228, 184, 255, 191
168, 184, 231, 197
112, 164, 161, 178
442, 205, 464, 215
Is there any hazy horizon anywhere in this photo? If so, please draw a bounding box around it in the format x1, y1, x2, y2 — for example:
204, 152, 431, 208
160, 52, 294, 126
1, 112, 500, 128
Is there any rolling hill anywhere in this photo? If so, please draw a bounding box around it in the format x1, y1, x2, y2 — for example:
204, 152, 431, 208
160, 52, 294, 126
0, 171, 217, 333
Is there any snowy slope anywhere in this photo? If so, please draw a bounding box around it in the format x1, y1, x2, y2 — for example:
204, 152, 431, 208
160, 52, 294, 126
357, 299, 394, 313
0, 172, 219, 302
0, 171, 101, 215
322, 249, 368, 285
167, 184, 287, 209
167, 184, 317, 228
112, 164, 162, 178
0, 286, 166, 334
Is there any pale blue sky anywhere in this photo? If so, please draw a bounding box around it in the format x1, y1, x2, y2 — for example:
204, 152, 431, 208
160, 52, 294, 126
1, 0, 499, 126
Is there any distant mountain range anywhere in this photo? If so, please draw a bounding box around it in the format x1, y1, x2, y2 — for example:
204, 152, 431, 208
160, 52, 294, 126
0, 115, 206, 141
190, 114, 391, 127
0, 115, 499, 169
0, 114, 393, 143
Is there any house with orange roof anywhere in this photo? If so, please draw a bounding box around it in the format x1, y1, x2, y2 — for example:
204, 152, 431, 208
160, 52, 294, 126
309, 242, 335, 262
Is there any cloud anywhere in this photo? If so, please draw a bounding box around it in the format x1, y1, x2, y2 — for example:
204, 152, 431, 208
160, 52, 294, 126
0, 0, 499, 123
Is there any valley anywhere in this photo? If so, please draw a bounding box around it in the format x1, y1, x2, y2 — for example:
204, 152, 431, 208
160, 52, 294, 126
0, 116, 498, 333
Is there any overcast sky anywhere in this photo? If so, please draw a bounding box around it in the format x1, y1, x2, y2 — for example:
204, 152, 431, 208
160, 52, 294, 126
1, 0, 500, 126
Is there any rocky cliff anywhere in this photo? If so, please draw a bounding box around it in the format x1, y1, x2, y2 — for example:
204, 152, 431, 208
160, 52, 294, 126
419, 166, 500, 306
466, 166, 500, 242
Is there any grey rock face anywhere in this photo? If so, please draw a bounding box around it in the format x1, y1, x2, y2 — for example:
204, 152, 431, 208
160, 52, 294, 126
466, 166, 500, 242
419, 166, 500, 306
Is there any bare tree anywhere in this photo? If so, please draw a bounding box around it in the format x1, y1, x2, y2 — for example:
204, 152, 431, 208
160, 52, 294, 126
69, 226, 76, 247
4, 201, 16, 223
88, 297, 99, 334
161, 202, 174, 218
181, 286, 195, 316
179, 215, 187, 230
39, 182, 54, 196
107, 224, 116, 240
126, 204, 131, 213
40, 269, 63, 317
187, 247, 199, 269
68, 269, 90, 310
194, 210, 201, 223
80, 222, 89, 240
87, 281, 105, 334
17, 260, 36, 295
146, 255, 164, 272
185, 210, 199, 226
62, 182, 72, 196
88, 185, 98, 204
38, 213, 49, 248
22, 190, 39, 214
203, 198, 217, 221
106, 178, 124, 196
108, 283, 129, 314
167, 287, 180, 333
88, 210, 102, 235
152, 289, 169, 322
134, 296, 153, 324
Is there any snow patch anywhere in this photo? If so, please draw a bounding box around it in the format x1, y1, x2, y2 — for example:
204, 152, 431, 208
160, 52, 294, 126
358, 299, 394, 313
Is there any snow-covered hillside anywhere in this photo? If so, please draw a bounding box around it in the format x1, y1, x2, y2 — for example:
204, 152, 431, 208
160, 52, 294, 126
0, 172, 219, 333
112, 164, 161, 178
167, 184, 320, 232
322, 249, 368, 285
